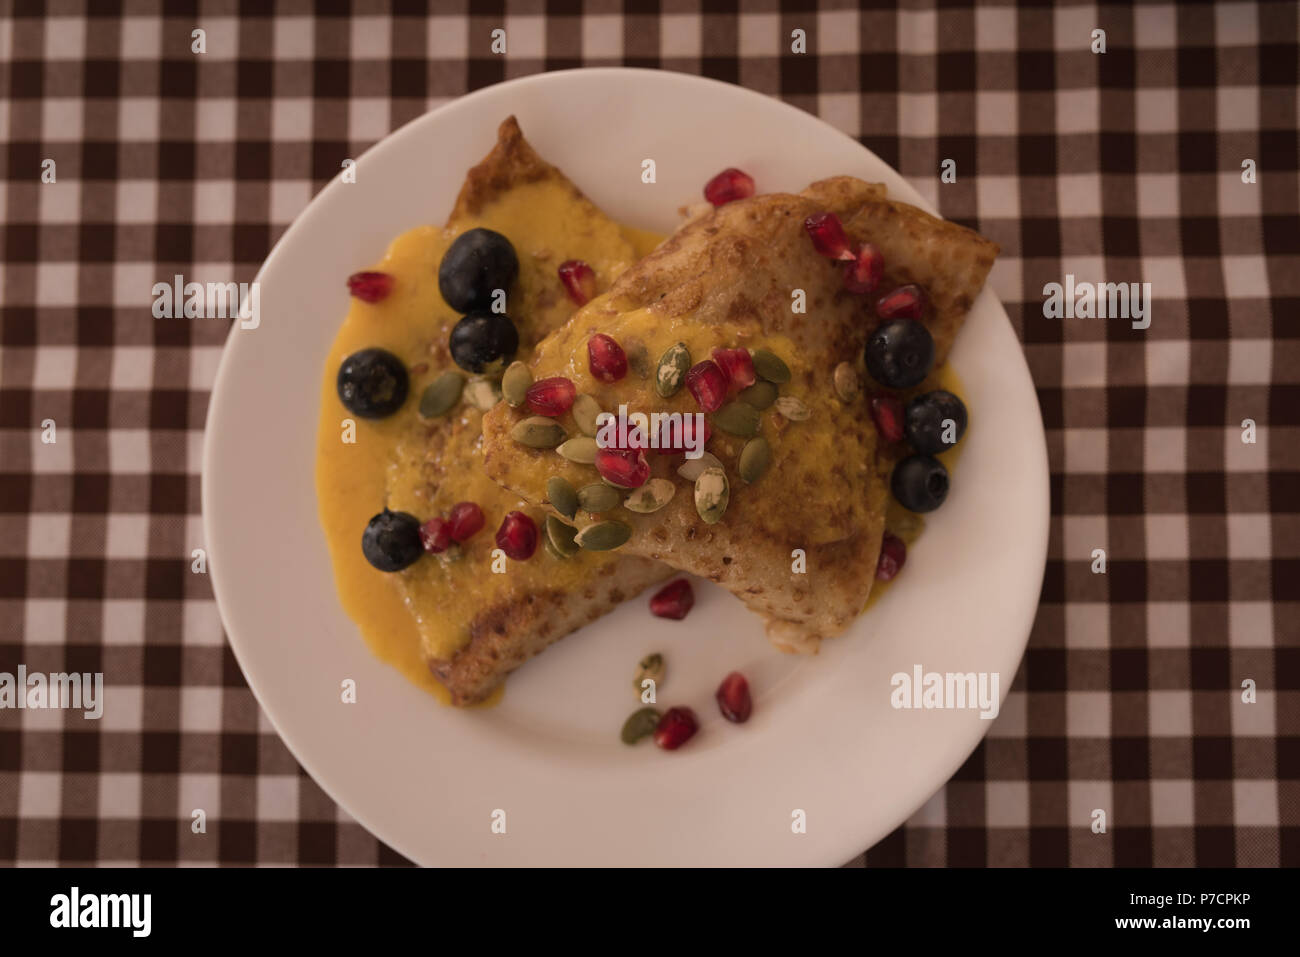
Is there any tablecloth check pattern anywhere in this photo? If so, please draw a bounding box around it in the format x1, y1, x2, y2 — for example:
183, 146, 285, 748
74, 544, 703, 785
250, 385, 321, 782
0, 1, 1294, 868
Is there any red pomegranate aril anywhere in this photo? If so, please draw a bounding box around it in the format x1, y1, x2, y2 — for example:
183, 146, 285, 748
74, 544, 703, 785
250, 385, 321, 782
653, 707, 700, 750
715, 671, 753, 723
703, 167, 756, 207
558, 259, 596, 306
869, 394, 905, 443
803, 212, 855, 261
876, 533, 907, 582
711, 347, 756, 393
876, 284, 928, 320
419, 516, 452, 554
346, 271, 394, 303
843, 243, 884, 294
685, 360, 728, 413
446, 501, 485, 543
649, 578, 695, 619
525, 376, 576, 416
595, 448, 650, 489
588, 333, 628, 383
495, 511, 538, 561
657, 415, 711, 454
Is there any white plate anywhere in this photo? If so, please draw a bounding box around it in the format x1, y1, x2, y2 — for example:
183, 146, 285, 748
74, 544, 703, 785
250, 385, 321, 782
203, 68, 1049, 867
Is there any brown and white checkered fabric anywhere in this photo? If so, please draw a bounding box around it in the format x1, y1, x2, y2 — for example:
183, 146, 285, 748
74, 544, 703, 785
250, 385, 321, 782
0, 2, 1295, 867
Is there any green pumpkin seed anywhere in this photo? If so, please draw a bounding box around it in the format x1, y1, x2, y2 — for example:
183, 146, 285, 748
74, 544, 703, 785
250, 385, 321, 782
775, 395, 810, 421
464, 377, 501, 411
547, 476, 579, 520
751, 348, 791, 384
633, 653, 665, 692
738, 436, 772, 484
557, 435, 599, 465
655, 342, 691, 398
620, 707, 661, 745
710, 401, 761, 437
694, 466, 729, 524
737, 379, 778, 410
501, 361, 532, 407
511, 416, 566, 449
418, 371, 464, 419
577, 483, 621, 513
623, 478, 676, 514
575, 520, 632, 551
677, 451, 723, 482
542, 532, 565, 560
627, 342, 651, 379
833, 362, 859, 402
545, 515, 579, 557
572, 394, 602, 437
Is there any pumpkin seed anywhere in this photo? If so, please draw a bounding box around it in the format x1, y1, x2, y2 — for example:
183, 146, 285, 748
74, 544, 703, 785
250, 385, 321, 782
710, 401, 761, 437
545, 515, 579, 557
511, 416, 566, 449
833, 362, 859, 402
751, 348, 791, 384
623, 478, 676, 513
738, 436, 771, 484
655, 342, 691, 398
547, 476, 579, 520
677, 451, 723, 482
633, 653, 665, 692
572, 394, 602, 437
557, 435, 598, 465
501, 361, 532, 407
775, 395, 810, 421
542, 532, 565, 560
737, 379, 778, 411
418, 371, 464, 419
575, 520, 632, 551
620, 707, 661, 745
627, 342, 651, 379
464, 377, 501, 411
694, 467, 729, 524
577, 482, 621, 513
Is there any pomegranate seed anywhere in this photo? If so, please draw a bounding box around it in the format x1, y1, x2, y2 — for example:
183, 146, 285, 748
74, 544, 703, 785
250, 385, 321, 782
710, 347, 756, 394
525, 376, 576, 416
703, 167, 756, 207
876, 533, 907, 581
419, 516, 452, 554
653, 707, 700, 750
558, 259, 596, 306
657, 415, 711, 454
346, 271, 394, 303
587, 334, 628, 383
495, 511, 538, 561
876, 284, 928, 320
715, 671, 753, 723
649, 578, 694, 619
869, 394, 905, 443
447, 501, 484, 542
595, 448, 650, 489
803, 212, 855, 261
685, 360, 728, 413
843, 243, 884, 294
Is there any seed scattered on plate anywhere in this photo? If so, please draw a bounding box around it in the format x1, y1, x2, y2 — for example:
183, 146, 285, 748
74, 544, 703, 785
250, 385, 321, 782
571, 394, 603, 437
418, 370, 464, 419
557, 435, 598, 464
694, 466, 729, 524
751, 348, 791, 384
547, 475, 579, 521
575, 520, 632, 551
577, 482, 621, 513
677, 451, 723, 482
620, 707, 661, 745
774, 395, 810, 421
545, 515, 580, 557
464, 377, 501, 411
710, 401, 761, 437
633, 653, 665, 692
737, 379, 777, 410
655, 342, 691, 398
501, 361, 532, 407
833, 362, 859, 402
738, 436, 771, 484
512, 416, 566, 448
624, 478, 676, 513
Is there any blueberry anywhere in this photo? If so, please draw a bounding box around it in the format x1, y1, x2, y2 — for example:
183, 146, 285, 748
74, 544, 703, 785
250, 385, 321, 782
337, 348, 409, 419
891, 454, 949, 513
905, 390, 968, 455
449, 311, 519, 374
864, 319, 935, 389
438, 228, 519, 313
361, 509, 424, 572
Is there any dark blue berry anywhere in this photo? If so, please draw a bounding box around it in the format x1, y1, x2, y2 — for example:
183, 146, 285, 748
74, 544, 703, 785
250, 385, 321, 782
449, 311, 519, 374
891, 454, 949, 513
905, 390, 968, 455
337, 348, 408, 419
438, 228, 519, 313
361, 509, 423, 572
864, 319, 934, 389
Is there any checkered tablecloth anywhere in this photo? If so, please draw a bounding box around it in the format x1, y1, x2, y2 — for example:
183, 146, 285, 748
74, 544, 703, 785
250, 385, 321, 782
0, 2, 1294, 867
